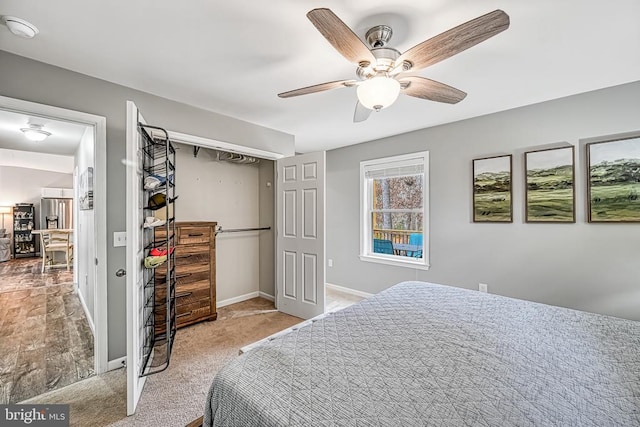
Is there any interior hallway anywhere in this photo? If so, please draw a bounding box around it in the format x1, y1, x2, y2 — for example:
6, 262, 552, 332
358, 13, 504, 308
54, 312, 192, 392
0, 257, 94, 403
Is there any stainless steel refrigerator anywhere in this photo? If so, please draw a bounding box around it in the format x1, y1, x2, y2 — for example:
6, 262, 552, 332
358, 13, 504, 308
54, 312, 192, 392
40, 198, 73, 230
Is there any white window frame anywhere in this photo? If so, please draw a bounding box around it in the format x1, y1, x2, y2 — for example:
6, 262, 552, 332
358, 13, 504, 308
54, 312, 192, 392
359, 151, 430, 270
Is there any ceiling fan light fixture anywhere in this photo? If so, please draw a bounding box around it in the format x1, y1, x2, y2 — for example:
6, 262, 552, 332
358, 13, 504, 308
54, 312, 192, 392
357, 76, 400, 111
20, 124, 51, 142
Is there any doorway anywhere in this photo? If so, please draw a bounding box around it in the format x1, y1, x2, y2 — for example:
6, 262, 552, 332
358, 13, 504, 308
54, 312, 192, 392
0, 95, 108, 402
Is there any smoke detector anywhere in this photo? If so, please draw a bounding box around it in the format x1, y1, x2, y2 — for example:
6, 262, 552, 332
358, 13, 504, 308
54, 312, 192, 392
1, 16, 39, 39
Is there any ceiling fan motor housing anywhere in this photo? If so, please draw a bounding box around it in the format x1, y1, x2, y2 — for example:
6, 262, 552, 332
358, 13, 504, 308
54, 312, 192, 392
357, 46, 400, 79
365, 25, 393, 48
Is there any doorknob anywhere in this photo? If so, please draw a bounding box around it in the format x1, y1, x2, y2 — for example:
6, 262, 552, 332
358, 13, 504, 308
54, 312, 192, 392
116, 269, 126, 277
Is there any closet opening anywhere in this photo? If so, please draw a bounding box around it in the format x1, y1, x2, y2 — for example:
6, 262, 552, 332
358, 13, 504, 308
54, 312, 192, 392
171, 143, 277, 312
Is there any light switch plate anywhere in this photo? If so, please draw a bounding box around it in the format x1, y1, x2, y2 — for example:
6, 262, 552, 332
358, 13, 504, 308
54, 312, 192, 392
113, 231, 127, 247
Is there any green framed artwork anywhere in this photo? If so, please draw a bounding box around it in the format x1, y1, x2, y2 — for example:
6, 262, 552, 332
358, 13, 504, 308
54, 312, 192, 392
472, 154, 512, 222
525, 146, 575, 223
587, 135, 640, 222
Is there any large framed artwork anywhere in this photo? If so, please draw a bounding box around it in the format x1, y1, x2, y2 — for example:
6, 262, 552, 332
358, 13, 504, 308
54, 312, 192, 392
587, 135, 640, 222
472, 154, 512, 222
525, 146, 575, 223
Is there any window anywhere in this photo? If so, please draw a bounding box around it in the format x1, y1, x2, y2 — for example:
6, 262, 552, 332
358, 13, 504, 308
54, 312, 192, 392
360, 151, 429, 269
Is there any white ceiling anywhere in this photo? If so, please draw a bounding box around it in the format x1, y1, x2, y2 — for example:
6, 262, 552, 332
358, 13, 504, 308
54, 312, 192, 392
0, 109, 87, 155
0, 0, 639, 153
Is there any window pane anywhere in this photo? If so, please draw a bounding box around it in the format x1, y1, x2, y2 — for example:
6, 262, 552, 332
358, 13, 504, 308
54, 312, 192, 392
372, 176, 423, 210
372, 212, 423, 232
371, 212, 424, 259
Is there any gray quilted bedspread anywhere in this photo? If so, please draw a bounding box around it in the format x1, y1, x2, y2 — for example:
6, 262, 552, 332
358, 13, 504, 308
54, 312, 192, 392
203, 281, 640, 426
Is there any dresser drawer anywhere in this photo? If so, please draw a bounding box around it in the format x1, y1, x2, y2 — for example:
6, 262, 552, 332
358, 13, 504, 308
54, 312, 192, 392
154, 255, 208, 281
178, 226, 211, 245
174, 244, 209, 264
153, 227, 175, 243
176, 300, 211, 326
156, 297, 209, 321
154, 278, 210, 302
175, 280, 211, 304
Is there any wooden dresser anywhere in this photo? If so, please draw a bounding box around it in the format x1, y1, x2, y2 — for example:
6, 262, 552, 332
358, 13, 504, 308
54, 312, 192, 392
155, 221, 217, 330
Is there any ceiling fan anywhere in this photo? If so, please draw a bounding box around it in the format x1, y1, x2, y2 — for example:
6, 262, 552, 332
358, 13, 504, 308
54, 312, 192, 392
278, 8, 509, 122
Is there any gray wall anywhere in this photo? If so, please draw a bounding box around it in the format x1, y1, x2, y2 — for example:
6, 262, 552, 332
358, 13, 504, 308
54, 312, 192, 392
0, 50, 295, 360
0, 166, 72, 209
327, 80, 640, 321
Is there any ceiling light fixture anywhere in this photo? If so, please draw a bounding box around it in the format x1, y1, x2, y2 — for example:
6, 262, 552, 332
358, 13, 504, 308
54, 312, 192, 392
1, 16, 39, 39
356, 75, 401, 112
20, 124, 51, 142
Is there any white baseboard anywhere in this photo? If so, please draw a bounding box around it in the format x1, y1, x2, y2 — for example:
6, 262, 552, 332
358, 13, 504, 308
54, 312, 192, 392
259, 291, 274, 302
107, 357, 126, 371
216, 291, 260, 308
76, 288, 95, 335
326, 282, 373, 298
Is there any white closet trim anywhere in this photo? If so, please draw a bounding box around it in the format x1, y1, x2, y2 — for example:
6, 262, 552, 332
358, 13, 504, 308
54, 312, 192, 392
167, 130, 285, 160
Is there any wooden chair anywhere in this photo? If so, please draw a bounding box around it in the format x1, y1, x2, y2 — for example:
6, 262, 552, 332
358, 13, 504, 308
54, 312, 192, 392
40, 230, 73, 273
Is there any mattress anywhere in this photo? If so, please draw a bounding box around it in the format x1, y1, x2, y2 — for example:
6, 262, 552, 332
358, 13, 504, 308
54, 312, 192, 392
203, 281, 640, 426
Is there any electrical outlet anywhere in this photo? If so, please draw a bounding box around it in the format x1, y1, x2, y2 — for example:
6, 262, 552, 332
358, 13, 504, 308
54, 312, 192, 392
328, 259, 333, 267
479, 283, 488, 293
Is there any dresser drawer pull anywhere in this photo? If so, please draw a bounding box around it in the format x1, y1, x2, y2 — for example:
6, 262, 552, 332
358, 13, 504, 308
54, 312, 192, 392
188, 233, 204, 237
176, 254, 192, 259
176, 291, 192, 299
177, 311, 192, 319
176, 273, 192, 280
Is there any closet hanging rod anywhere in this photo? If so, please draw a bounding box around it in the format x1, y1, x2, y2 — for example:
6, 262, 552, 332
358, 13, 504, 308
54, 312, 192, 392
215, 226, 271, 235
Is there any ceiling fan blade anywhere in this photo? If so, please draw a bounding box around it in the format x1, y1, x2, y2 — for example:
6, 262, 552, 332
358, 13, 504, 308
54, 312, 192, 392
396, 9, 509, 72
307, 8, 376, 65
353, 101, 372, 123
400, 76, 467, 104
278, 80, 357, 98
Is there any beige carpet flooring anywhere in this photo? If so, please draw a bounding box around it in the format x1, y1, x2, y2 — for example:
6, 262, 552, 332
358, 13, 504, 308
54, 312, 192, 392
24, 298, 302, 426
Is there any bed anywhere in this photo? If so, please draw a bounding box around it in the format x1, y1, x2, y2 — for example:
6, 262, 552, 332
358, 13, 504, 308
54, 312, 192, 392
203, 281, 640, 426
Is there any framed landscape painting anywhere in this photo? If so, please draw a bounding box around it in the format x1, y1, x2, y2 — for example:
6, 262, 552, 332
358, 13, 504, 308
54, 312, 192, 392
587, 135, 640, 222
525, 146, 575, 223
473, 155, 512, 222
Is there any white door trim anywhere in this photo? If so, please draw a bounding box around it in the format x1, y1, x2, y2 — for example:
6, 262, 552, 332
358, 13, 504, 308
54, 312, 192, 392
125, 101, 147, 415
0, 95, 108, 375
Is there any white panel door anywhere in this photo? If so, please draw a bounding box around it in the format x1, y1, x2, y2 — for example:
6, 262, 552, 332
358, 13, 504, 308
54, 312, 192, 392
125, 101, 147, 415
276, 151, 325, 319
